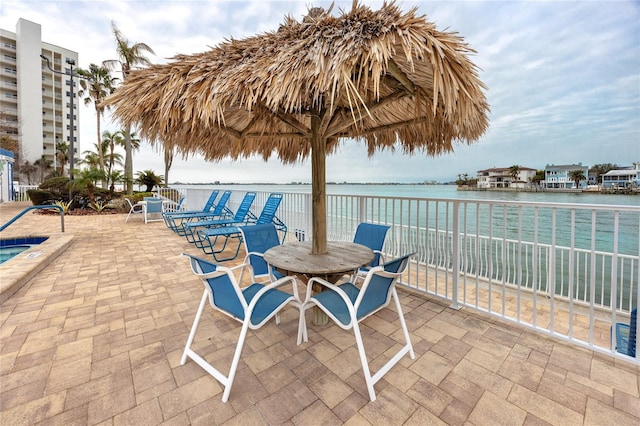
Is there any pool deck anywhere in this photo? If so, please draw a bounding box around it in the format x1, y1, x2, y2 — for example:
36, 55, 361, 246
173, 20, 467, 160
1, 201, 638, 425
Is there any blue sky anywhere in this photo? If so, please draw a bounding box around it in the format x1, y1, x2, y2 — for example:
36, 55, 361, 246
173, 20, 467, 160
2, 0, 639, 183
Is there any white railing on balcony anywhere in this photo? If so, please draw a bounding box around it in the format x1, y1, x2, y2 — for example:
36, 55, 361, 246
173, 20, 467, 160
164, 186, 639, 363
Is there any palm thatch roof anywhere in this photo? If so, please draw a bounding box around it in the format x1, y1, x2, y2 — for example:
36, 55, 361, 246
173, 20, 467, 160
106, 1, 489, 162
105, 1, 489, 254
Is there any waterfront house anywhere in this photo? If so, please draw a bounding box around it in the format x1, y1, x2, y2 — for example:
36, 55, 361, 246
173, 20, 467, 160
602, 162, 640, 189
476, 166, 536, 189
544, 163, 589, 189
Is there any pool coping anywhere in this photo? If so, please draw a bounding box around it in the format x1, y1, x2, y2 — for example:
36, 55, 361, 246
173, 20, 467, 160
0, 232, 74, 304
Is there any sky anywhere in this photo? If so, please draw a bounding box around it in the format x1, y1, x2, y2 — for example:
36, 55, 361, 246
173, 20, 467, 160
2, 0, 639, 184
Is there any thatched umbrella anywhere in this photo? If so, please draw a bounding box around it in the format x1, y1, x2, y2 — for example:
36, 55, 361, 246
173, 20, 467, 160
106, 1, 489, 255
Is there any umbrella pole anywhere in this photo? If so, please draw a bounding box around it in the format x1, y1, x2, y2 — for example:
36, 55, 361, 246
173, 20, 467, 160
311, 116, 327, 255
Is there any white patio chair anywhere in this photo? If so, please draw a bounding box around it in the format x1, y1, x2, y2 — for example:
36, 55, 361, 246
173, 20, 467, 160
180, 253, 302, 402
124, 198, 144, 222
300, 252, 415, 401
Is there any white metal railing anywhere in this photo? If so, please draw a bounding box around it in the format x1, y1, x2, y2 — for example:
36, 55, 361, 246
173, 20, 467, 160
170, 186, 639, 363
12, 185, 38, 202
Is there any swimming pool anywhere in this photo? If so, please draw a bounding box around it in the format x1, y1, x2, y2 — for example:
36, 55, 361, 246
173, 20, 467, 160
0, 237, 49, 264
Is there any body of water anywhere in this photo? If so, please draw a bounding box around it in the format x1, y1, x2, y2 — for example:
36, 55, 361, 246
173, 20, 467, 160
177, 183, 639, 207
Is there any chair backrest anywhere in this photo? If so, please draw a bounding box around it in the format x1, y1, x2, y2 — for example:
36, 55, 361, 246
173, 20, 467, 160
210, 190, 232, 216
231, 192, 257, 222
353, 223, 390, 267
176, 196, 186, 210
202, 190, 220, 212
255, 193, 284, 224
629, 308, 637, 357
144, 197, 163, 214
184, 254, 246, 320
239, 223, 281, 278
356, 252, 414, 319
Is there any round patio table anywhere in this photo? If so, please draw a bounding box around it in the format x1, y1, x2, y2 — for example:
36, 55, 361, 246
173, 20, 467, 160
264, 241, 374, 325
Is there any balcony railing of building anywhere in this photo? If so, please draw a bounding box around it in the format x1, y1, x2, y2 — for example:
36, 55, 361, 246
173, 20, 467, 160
160, 187, 639, 364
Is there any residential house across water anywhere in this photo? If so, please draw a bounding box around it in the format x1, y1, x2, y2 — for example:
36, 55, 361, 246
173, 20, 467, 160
544, 163, 589, 189
476, 166, 537, 189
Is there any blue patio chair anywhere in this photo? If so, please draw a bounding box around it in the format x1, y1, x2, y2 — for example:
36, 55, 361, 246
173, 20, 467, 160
352, 222, 390, 284
300, 253, 415, 401
168, 190, 233, 236
612, 308, 637, 358
183, 192, 256, 245
143, 197, 164, 223
180, 253, 302, 402
197, 193, 284, 261
239, 223, 285, 283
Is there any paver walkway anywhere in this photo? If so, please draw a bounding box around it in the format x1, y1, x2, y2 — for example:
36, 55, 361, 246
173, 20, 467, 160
1, 202, 638, 425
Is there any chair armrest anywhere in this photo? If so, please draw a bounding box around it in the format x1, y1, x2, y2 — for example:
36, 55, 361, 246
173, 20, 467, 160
305, 277, 348, 303
247, 275, 301, 309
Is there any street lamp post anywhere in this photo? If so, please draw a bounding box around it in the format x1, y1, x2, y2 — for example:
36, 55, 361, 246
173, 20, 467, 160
40, 55, 77, 182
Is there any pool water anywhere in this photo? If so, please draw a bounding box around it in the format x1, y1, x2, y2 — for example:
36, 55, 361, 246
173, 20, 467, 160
0, 237, 48, 264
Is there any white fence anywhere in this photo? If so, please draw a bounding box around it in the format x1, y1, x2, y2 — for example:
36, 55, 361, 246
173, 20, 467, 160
162, 187, 640, 363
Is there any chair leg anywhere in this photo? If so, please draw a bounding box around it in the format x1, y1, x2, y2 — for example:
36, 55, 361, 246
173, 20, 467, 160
221, 320, 251, 402
181, 291, 208, 365
297, 304, 310, 345
181, 290, 251, 403
352, 321, 377, 401
393, 288, 415, 359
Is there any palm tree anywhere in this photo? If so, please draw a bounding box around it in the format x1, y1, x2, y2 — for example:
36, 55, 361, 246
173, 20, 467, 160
509, 165, 521, 181
34, 155, 52, 183
56, 142, 69, 176
101, 130, 125, 178
163, 145, 174, 187
76, 64, 117, 185
74, 167, 105, 205
568, 169, 586, 189
135, 169, 164, 192
104, 21, 154, 195
19, 160, 37, 185
106, 169, 124, 195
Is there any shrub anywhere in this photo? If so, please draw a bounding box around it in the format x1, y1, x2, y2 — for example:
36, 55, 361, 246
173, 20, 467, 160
26, 189, 57, 205
39, 177, 70, 199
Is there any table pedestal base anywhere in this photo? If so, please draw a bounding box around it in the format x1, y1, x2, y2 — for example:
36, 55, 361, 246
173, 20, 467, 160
313, 307, 329, 326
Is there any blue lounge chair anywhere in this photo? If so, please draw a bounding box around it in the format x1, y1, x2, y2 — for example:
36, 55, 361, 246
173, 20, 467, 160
163, 190, 220, 232
300, 253, 415, 401
197, 193, 284, 262
239, 223, 285, 282
180, 253, 301, 402
184, 192, 257, 245
168, 190, 233, 236
352, 222, 390, 284
612, 308, 637, 358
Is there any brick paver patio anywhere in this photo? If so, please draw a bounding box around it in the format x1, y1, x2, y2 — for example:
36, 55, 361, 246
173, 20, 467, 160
1, 201, 638, 425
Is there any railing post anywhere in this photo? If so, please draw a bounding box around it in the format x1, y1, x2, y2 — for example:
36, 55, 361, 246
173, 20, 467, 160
450, 200, 461, 310
358, 196, 366, 225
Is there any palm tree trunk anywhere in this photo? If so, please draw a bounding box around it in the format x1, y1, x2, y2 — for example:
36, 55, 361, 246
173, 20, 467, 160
125, 124, 133, 195
164, 147, 173, 187
96, 108, 106, 188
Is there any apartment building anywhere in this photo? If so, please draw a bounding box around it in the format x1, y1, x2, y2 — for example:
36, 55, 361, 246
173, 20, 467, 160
1, 18, 78, 179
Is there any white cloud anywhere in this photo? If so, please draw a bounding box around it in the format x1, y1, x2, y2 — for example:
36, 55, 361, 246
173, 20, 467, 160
2, 0, 639, 183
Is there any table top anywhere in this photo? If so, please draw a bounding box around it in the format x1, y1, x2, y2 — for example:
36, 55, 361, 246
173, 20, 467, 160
264, 241, 374, 276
